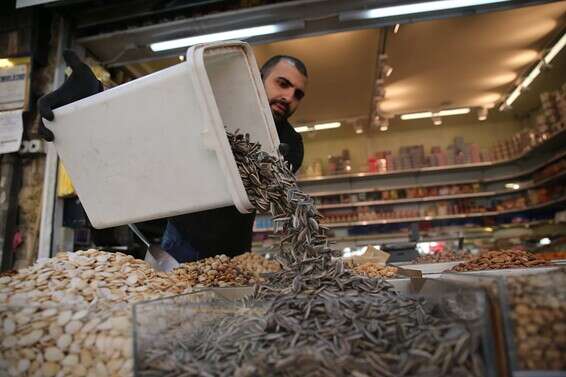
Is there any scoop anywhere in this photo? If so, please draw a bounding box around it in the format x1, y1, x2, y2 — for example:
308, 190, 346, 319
128, 224, 179, 272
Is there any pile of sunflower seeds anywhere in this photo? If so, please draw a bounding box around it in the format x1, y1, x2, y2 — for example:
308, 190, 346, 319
228, 131, 333, 266
136, 131, 486, 377
140, 260, 484, 377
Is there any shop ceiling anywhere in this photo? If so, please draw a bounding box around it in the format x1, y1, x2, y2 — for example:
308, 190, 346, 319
59, 0, 566, 124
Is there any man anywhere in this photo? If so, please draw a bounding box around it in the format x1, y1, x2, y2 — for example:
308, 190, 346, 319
39, 52, 308, 262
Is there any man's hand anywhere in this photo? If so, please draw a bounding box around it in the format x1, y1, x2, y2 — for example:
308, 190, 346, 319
38, 50, 103, 141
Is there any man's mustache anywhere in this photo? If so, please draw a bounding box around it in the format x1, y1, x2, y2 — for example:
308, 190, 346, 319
270, 100, 289, 113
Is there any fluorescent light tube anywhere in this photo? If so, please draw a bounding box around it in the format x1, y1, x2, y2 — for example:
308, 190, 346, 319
295, 126, 310, 133
314, 122, 341, 130
401, 108, 470, 120
438, 108, 470, 116
501, 32, 565, 110
342, 0, 512, 21
151, 24, 283, 52
505, 87, 521, 107
544, 32, 566, 64
521, 63, 541, 89
400, 111, 433, 120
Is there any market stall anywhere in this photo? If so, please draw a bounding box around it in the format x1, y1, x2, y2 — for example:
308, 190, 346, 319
1, 1, 565, 376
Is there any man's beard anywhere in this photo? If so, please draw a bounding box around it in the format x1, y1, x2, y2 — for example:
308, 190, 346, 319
270, 99, 291, 125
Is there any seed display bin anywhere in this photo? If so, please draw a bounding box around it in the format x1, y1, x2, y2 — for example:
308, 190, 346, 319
440, 267, 566, 377
132, 279, 497, 377
499, 268, 566, 377
439, 272, 511, 376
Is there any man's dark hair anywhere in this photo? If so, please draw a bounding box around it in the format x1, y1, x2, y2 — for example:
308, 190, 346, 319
260, 55, 308, 79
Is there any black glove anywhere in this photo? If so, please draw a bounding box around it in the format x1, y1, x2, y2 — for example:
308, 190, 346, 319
38, 50, 104, 141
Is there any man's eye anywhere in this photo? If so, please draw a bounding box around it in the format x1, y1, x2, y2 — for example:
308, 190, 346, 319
278, 80, 289, 88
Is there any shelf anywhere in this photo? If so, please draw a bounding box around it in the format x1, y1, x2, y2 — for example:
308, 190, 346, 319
321, 195, 566, 228
253, 197, 565, 232
253, 221, 554, 250
313, 168, 566, 210
304, 149, 566, 198
316, 192, 497, 209
298, 127, 566, 184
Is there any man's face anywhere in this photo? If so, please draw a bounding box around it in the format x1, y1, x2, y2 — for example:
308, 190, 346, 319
262, 60, 307, 123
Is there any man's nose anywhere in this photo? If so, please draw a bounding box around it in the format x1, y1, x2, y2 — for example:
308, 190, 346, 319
281, 88, 294, 102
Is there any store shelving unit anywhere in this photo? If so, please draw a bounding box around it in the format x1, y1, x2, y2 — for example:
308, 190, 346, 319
314, 168, 564, 210
253, 127, 566, 247
321, 195, 566, 228
253, 195, 566, 232
298, 128, 566, 184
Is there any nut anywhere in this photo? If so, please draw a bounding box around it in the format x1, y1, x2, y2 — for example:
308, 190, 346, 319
0, 249, 196, 376
507, 269, 566, 370
450, 249, 550, 272
351, 263, 398, 279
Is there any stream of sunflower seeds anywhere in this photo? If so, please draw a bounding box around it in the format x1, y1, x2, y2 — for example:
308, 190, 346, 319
139, 131, 484, 377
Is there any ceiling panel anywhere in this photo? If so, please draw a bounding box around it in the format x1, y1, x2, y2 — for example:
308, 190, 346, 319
381, 1, 566, 116
122, 1, 566, 129
253, 29, 380, 125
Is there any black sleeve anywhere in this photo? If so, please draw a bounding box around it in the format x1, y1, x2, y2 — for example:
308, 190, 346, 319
292, 133, 304, 174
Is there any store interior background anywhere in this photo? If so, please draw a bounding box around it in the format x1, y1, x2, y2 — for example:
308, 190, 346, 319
114, 2, 566, 178
33, 0, 566, 259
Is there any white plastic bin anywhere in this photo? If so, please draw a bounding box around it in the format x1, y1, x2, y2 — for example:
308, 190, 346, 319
44, 41, 279, 228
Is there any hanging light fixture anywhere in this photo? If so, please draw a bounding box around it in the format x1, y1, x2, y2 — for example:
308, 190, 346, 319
432, 114, 442, 125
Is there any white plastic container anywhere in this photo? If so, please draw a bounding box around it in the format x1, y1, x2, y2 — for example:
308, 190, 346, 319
44, 41, 280, 228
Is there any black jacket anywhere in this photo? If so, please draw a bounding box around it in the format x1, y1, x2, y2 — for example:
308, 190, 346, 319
169, 120, 303, 258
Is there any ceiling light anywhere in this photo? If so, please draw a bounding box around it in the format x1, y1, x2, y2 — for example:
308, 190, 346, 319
355, 128, 364, 134
340, 0, 512, 21
379, 125, 388, 131
504, 183, 520, 190
543, 32, 565, 64
0, 59, 14, 68
483, 227, 493, 232
500, 32, 565, 110
314, 122, 341, 131
295, 126, 310, 133
432, 116, 442, 125
539, 237, 551, 246
383, 64, 394, 77
400, 111, 433, 120
500, 87, 521, 110
478, 107, 488, 121
438, 108, 470, 116
178, 55, 185, 61
394, 24, 400, 34
400, 108, 470, 120
520, 62, 541, 89
150, 23, 297, 51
